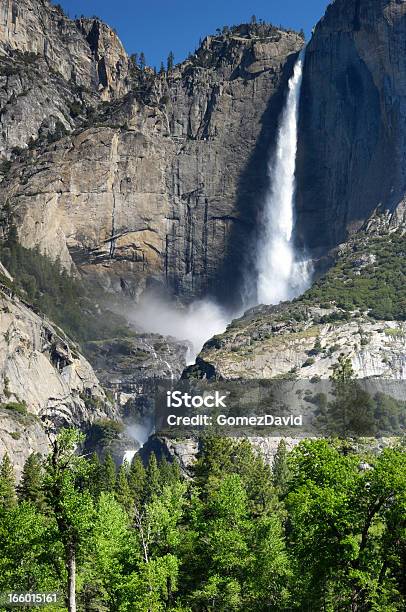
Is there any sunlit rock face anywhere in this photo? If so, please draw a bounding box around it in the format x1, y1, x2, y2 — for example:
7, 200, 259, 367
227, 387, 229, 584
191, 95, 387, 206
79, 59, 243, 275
296, 0, 406, 256
0, 18, 304, 305
0, 0, 131, 157
0, 284, 116, 475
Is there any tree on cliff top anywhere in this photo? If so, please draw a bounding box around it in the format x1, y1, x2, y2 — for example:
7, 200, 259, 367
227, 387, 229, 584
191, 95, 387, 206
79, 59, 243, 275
167, 51, 175, 71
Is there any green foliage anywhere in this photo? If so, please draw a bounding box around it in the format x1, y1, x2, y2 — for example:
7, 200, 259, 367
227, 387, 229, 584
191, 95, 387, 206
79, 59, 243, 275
0, 401, 27, 415
86, 419, 124, 450
128, 455, 146, 507
115, 465, 133, 514
0, 454, 16, 510
101, 453, 117, 493
286, 440, 406, 610
144, 452, 161, 503
301, 230, 406, 320
17, 453, 45, 509
273, 439, 290, 495
167, 51, 175, 71
0, 435, 405, 610
0, 502, 62, 595
0, 226, 132, 345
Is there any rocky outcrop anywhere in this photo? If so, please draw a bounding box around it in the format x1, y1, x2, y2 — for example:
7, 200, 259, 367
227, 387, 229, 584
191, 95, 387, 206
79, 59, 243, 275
190, 218, 406, 383
0, 408, 49, 480
296, 0, 406, 255
0, 24, 304, 305
85, 334, 189, 389
0, 276, 116, 473
0, 0, 131, 157
140, 436, 200, 473
140, 433, 401, 474
193, 304, 406, 381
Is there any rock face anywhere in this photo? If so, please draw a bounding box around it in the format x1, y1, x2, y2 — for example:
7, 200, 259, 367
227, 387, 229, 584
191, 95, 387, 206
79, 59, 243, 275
0, 22, 304, 304
0, 278, 116, 473
193, 304, 406, 381
296, 0, 406, 255
85, 334, 189, 389
141, 434, 302, 472
0, 409, 50, 481
0, 0, 131, 157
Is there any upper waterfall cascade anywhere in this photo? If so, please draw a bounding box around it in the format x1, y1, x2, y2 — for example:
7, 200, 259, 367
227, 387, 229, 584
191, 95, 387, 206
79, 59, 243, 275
255, 51, 311, 305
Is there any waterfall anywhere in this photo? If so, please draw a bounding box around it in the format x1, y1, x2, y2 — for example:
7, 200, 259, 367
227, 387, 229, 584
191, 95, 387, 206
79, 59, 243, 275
256, 51, 311, 305
122, 450, 137, 466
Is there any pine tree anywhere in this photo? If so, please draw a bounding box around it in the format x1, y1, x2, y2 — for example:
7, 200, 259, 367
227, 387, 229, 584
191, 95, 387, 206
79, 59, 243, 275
102, 453, 116, 492
115, 465, 133, 515
251, 14, 257, 25
331, 354, 354, 384
144, 452, 161, 502
0, 453, 17, 509
273, 440, 290, 495
167, 51, 175, 72
128, 455, 146, 507
18, 453, 45, 508
159, 61, 165, 75
139, 52, 146, 71
159, 457, 181, 488
87, 452, 103, 500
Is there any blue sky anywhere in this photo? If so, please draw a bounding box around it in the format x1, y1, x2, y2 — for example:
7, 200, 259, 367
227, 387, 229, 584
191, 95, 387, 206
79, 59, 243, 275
55, 0, 329, 68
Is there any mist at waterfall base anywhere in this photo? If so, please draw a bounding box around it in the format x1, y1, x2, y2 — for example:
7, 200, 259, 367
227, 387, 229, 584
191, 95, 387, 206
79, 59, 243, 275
255, 51, 311, 306
120, 53, 310, 459
126, 291, 230, 364
122, 421, 153, 464
124, 52, 310, 374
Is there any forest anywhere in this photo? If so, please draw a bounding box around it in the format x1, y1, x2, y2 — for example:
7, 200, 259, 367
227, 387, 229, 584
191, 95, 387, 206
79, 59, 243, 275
0, 430, 405, 612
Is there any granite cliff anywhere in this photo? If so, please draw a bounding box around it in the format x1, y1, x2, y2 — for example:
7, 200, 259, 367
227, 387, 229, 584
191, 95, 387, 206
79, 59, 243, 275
296, 0, 406, 256
190, 215, 405, 382
0, 11, 304, 304
0, 270, 116, 476
1, 0, 406, 469
0, 0, 131, 158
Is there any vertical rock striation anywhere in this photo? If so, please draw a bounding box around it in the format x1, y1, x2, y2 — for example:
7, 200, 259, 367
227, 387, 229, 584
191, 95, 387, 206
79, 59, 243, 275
296, 0, 406, 255
0, 22, 304, 304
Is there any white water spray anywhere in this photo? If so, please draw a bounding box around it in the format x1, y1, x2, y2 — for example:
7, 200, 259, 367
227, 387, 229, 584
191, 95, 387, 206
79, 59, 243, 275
256, 51, 311, 305
122, 450, 137, 466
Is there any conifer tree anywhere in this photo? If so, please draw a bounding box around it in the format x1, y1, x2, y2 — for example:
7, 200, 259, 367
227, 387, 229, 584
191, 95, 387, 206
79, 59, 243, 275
87, 452, 103, 500
272, 440, 290, 495
18, 453, 45, 508
144, 452, 161, 502
102, 453, 116, 492
159, 457, 181, 488
44, 429, 95, 612
167, 51, 175, 72
115, 465, 133, 515
0, 453, 17, 509
139, 52, 146, 70
128, 455, 146, 507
